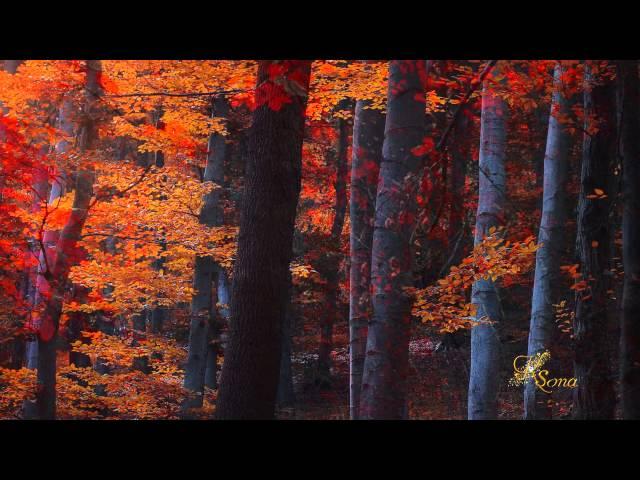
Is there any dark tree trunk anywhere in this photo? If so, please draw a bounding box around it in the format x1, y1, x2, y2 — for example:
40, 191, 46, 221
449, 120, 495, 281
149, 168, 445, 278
317, 101, 352, 382
215, 61, 312, 419
446, 105, 471, 269
360, 60, 427, 419
150, 117, 167, 334
572, 62, 616, 419
348, 99, 385, 419
276, 272, 296, 408
183, 97, 229, 412
35, 60, 101, 420
617, 60, 640, 419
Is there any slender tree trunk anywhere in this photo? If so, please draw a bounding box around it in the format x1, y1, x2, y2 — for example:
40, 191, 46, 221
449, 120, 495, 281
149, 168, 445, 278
524, 63, 571, 419
215, 61, 312, 419
24, 99, 73, 375
150, 110, 167, 334
468, 74, 507, 420
360, 60, 427, 419
184, 97, 229, 411
35, 60, 101, 420
317, 103, 352, 381
348, 99, 385, 419
572, 62, 616, 419
617, 60, 640, 419
446, 106, 471, 267
436, 104, 474, 353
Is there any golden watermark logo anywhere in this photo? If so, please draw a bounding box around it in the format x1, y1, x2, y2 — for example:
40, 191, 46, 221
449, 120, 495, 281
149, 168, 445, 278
509, 350, 577, 394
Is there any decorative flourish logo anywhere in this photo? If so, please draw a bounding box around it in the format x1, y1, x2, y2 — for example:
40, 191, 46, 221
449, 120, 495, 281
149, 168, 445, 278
509, 350, 577, 394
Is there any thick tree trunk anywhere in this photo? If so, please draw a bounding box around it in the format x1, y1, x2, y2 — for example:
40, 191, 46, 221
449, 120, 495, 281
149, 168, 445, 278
360, 60, 427, 419
348, 99, 385, 419
184, 97, 229, 410
215, 61, 311, 419
35, 60, 101, 420
572, 62, 616, 419
524, 63, 571, 419
617, 60, 640, 419
468, 75, 507, 420
317, 104, 352, 381
276, 272, 296, 408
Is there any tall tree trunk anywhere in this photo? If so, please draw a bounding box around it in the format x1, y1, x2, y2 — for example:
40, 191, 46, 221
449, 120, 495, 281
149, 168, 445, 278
360, 60, 427, 419
35, 60, 101, 420
572, 62, 616, 419
317, 102, 352, 382
150, 110, 167, 334
215, 61, 312, 419
348, 99, 385, 419
524, 63, 571, 419
468, 73, 507, 420
183, 97, 229, 411
617, 60, 640, 419
24, 99, 73, 375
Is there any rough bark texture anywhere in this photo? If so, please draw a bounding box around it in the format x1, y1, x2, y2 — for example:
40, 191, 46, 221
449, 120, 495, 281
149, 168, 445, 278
276, 272, 295, 407
524, 64, 571, 419
617, 60, 640, 419
317, 103, 352, 381
215, 61, 311, 419
183, 97, 229, 411
468, 77, 507, 420
35, 60, 101, 420
360, 60, 427, 419
572, 63, 616, 420
348, 99, 385, 419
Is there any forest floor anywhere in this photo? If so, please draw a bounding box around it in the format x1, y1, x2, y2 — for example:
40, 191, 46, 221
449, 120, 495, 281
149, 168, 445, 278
276, 285, 577, 420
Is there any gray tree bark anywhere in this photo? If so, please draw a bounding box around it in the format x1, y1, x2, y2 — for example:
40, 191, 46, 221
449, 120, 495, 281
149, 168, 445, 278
468, 74, 507, 420
360, 60, 427, 419
524, 63, 571, 419
35, 60, 101, 419
348, 99, 385, 419
183, 97, 229, 411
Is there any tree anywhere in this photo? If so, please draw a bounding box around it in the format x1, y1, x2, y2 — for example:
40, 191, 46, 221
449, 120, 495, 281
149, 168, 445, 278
617, 60, 640, 419
316, 99, 352, 383
183, 96, 229, 411
348, 99, 385, 419
524, 63, 572, 419
36, 60, 102, 419
215, 61, 312, 419
468, 68, 507, 420
572, 61, 616, 419
360, 60, 427, 419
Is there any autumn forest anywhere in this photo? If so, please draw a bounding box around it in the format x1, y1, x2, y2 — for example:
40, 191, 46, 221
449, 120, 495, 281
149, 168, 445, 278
0, 59, 637, 421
